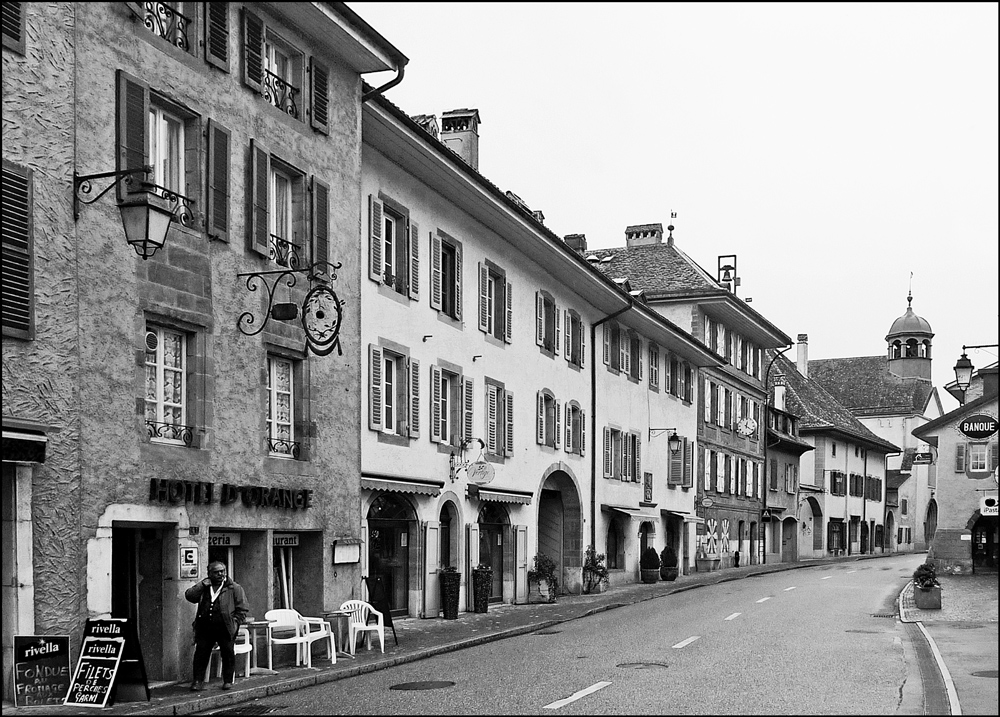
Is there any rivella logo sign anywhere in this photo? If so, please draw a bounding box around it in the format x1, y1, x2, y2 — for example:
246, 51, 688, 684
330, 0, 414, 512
958, 414, 998, 440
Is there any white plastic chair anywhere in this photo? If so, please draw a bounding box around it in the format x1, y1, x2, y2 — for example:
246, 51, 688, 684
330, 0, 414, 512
264, 608, 335, 668
339, 600, 385, 655
205, 625, 252, 682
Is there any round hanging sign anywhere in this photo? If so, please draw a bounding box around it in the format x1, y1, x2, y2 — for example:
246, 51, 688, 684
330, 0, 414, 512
302, 284, 343, 356
958, 414, 998, 440
467, 460, 496, 485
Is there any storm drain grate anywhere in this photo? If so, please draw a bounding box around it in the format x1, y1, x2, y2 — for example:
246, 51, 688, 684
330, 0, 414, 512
971, 670, 998, 678
950, 623, 986, 629
211, 706, 284, 716
617, 662, 669, 670
845, 629, 881, 634
389, 681, 455, 691
534, 629, 561, 635
871, 613, 897, 618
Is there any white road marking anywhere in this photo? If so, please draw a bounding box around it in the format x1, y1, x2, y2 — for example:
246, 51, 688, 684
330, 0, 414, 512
756, 597, 771, 603
672, 636, 700, 649
543, 681, 612, 709
821, 575, 833, 580
725, 612, 741, 621
847, 570, 857, 574
784, 586, 797, 591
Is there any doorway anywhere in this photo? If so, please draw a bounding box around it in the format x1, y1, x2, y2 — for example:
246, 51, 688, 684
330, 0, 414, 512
367, 494, 414, 617
971, 516, 998, 573
477, 503, 508, 602
111, 526, 164, 680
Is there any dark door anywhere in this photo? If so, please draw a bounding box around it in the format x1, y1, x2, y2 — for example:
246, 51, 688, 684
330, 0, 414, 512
972, 516, 998, 572
368, 520, 410, 617
111, 527, 163, 680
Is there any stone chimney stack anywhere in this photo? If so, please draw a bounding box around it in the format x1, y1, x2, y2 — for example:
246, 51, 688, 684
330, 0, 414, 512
797, 334, 809, 377
440, 108, 481, 171
773, 373, 787, 412
625, 223, 664, 248
564, 234, 587, 253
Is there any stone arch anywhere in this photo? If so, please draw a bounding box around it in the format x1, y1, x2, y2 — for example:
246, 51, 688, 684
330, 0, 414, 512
536, 462, 584, 593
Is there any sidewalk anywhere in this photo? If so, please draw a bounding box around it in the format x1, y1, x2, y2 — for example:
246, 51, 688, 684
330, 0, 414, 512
5, 553, 995, 716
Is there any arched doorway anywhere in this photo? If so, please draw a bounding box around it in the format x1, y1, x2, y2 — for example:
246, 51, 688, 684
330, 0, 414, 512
439, 501, 459, 569
639, 521, 655, 554
537, 469, 583, 594
478, 503, 509, 602
367, 494, 416, 617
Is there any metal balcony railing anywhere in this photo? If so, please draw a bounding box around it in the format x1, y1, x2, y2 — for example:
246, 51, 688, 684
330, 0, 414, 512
147, 420, 194, 446
263, 69, 300, 119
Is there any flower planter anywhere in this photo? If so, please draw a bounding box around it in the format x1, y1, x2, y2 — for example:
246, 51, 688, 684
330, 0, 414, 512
439, 570, 461, 619
472, 568, 492, 613
529, 578, 557, 603
640, 568, 660, 584
914, 585, 942, 610
696, 556, 721, 572
660, 566, 679, 581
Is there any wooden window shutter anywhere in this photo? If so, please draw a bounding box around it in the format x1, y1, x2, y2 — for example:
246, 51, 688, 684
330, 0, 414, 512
369, 195, 383, 283
368, 344, 383, 431
535, 292, 544, 346
683, 439, 693, 487
503, 390, 514, 456
205, 120, 231, 242
564, 311, 571, 358
603, 324, 611, 365
669, 439, 683, 485
485, 385, 498, 454
955, 443, 966, 472
536, 391, 545, 445
205, 1, 230, 72
242, 8, 264, 93
2, 1, 26, 54
554, 399, 561, 447
565, 403, 572, 452
309, 56, 330, 134
311, 177, 330, 266
603, 427, 612, 477
454, 243, 463, 321
430, 365, 442, 443
408, 358, 420, 438
622, 433, 631, 481
462, 377, 474, 442
992, 442, 999, 471
580, 410, 585, 457
248, 139, 270, 256
408, 219, 419, 300
1, 160, 33, 339
580, 323, 585, 368
430, 232, 443, 310
553, 302, 560, 356
478, 262, 489, 332
504, 280, 513, 343
634, 434, 640, 481
116, 70, 149, 203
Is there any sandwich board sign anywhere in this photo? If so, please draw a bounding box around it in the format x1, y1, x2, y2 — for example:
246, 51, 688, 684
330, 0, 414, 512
64, 618, 148, 708
13, 635, 71, 706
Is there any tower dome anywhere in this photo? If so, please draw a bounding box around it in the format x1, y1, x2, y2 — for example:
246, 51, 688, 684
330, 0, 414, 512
885, 292, 933, 378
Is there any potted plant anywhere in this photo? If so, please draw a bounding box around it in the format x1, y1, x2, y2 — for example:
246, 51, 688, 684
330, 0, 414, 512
639, 546, 660, 584
912, 561, 942, 609
472, 563, 492, 613
527, 553, 559, 603
438, 565, 461, 619
582, 545, 610, 594
659, 546, 679, 581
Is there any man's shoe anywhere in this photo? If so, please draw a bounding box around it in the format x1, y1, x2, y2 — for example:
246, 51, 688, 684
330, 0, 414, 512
190, 681, 204, 692
222, 682, 233, 690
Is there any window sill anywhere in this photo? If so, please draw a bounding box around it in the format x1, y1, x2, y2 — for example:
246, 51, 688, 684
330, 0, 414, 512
376, 431, 410, 448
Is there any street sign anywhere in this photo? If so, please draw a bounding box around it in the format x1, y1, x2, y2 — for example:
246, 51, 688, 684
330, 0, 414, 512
912, 452, 934, 465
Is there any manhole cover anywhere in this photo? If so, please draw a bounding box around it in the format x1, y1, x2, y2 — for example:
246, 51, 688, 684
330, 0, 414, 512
971, 670, 998, 678
617, 662, 669, 670
212, 707, 284, 716
534, 629, 561, 635
389, 681, 455, 691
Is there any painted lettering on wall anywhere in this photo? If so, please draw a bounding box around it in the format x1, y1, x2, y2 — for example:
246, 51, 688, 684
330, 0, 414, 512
148, 479, 313, 510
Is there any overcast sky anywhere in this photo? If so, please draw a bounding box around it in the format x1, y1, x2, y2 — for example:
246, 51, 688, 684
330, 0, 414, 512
350, 2, 999, 407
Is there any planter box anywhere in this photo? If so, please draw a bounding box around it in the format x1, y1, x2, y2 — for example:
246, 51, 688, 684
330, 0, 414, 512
660, 567, 679, 582
640, 569, 660, 584
472, 569, 492, 613
696, 556, 721, 572
913, 585, 942, 610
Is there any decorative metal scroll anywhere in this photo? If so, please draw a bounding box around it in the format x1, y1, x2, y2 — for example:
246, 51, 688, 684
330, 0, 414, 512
139, 1, 191, 52
146, 420, 193, 446
263, 69, 300, 119
237, 260, 344, 356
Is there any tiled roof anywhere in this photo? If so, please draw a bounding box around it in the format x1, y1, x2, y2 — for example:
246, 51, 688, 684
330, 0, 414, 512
808, 355, 935, 417
886, 469, 910, 490
584, 243, 718, 295
769, 351, 900, 454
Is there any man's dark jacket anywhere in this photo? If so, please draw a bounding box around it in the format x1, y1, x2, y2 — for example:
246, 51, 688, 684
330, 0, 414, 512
185, 577, 249, 638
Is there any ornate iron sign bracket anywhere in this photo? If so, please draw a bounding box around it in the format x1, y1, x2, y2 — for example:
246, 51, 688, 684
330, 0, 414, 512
237, 260, 345, 356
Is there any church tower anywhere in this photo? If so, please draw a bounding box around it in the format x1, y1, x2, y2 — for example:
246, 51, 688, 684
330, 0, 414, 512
885, 292, 933, 380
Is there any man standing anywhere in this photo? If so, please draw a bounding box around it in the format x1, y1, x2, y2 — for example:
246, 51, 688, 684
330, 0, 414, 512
185, 561, 249, 691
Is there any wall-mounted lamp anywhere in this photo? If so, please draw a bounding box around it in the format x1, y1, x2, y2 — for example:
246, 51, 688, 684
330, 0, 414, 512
648, 428, 682, 455
73, 166, 176, 260
953, 343, 999, 401
472, 355, 483, 362
422, 335, 433, 342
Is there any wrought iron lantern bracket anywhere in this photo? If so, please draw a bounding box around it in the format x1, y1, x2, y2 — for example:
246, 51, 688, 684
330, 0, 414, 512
73, 166, 152, 221
237, 260, 345, 356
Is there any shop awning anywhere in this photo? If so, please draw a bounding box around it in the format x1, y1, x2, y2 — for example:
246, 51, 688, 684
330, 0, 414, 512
468, 485, 533, 504
360, 475, 443, 496
2, 430, 48, 464
660, 508, 704, 524
601, 504, 659, 521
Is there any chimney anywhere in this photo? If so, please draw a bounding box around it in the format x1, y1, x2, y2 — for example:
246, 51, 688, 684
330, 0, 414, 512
564, 234, 587, 253
797, 334, 809, 377
531, 210, 545, 224
411, 114, 439, 139
440, 108, 481, 170
773, 373, 787, 412
625, 223, 663, 248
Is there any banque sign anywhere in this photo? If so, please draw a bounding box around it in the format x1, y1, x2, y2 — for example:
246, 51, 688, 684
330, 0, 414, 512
958, 414, 998, 440
148, 479, 313, 510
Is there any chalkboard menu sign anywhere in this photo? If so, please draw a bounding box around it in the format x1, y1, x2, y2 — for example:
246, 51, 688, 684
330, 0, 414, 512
64, 618, 148, 708
13, 635, 71, 707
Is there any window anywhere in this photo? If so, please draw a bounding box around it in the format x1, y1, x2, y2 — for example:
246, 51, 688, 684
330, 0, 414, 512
128, 1, 194, 54
479, 262, 511, 343
145, 327, 190, 444
683, 363, 693, 402
565, 310, 585, 368
830, 470, 846, 496
603, 427, 639, 481
536, 389, 559, 448
832, 442, 837, 457
648, 343, 659, 388
564, 401, 585, 456
969, 443, 988, 472
369, 344, 419, 439
2, 1, 26, 54
716, 385, 726, 426
784, 463, 796, 493
668, 436, 693, 487
769, 458, 778, 491
431, 231, 462, 319
485, 381, 513, 457
901, 498, 908, 516
431, 366, 473, 446
535, 291, 558, 354
243, 10, 302, 119
149, 104, 184, 196
268, 161, 305, 267
368, 195, 417, 299
603, 322, 621, 371
1, 160, 33, 339
627, 332, 642, 380
267, 357, 298, 457
607, 521, 625, 569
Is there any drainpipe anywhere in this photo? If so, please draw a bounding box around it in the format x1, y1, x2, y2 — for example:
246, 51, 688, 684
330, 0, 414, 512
862, 448, 867, 554
362, 64, 405, 103
589, 301, 633, 549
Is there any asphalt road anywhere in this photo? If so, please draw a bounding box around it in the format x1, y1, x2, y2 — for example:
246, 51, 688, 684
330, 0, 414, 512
202, 559, 918, 715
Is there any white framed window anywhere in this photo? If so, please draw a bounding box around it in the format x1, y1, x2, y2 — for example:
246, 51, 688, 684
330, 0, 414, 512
969, 444, 988, 471
431, 231, 462, 320
145, 327, 187, 443
430, 366, 469, 446
270, 166, 292, 241
479, 262, 511, 343
148, 104, 185, 195
383, 212, 397, 285
536, 390, 560, 448
267, 357, 295, 456
368, 344, 418, 439
565, 401, 585, 456
603, 427, 639, 481
383, 354, 397, 435
717, 385, 726, 426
